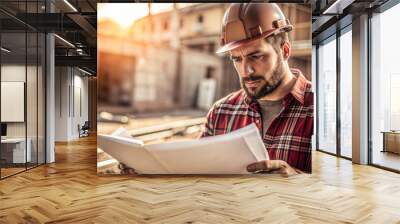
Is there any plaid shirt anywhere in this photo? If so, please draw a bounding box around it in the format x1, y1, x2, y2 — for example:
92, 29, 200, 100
201, 69, 313, 173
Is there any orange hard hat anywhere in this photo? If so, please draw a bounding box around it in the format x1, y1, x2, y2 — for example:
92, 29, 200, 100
216, 3, 293, 54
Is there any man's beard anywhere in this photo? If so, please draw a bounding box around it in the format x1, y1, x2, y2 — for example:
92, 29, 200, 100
241, 56, 283, 100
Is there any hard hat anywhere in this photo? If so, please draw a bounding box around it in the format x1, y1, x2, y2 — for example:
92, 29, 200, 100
216, 3, 293, 54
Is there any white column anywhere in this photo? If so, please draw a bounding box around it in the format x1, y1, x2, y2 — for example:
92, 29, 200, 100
45, 0, 55, 163
352, 14, 369, 164
46, 33, 55, 163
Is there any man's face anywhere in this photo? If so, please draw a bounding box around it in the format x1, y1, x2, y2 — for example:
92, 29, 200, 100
230, 39, 284, 100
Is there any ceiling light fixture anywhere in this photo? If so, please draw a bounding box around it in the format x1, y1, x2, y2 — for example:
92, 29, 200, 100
322, 0, 355, 15
63, 0, 78, 12
54, 34, 75, 48
78, 67, 93, 76
1, 47, 11, 53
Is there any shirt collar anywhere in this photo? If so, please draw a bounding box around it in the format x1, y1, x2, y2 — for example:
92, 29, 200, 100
243, 68, 308, 107
287, 68, 307, 105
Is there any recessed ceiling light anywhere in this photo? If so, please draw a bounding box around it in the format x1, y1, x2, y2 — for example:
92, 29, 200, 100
322, 0, 355, 15
1, 47, 11, 53
78, 67, 93, 76
63, 0, 78, 12
54, 34, 75, 48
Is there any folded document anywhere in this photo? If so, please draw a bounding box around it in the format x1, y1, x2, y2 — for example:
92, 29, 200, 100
97, 123, 269, 174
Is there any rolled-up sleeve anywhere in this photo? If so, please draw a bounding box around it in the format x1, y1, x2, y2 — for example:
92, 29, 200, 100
200, 106, 216, 138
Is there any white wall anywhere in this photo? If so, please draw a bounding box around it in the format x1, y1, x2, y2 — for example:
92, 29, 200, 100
55, 66, 69, 141
1, 65, 39, 138
1, 64, 46, 163
71, 73, 89, 138
55, 67, 89, 141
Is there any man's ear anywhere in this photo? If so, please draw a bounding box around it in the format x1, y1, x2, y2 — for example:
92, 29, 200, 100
281, 41, 291, 60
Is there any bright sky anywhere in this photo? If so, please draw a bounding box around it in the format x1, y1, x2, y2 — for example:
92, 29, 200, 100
98, 3, 174, 28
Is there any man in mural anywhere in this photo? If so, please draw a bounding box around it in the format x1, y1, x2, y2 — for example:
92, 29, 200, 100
119, 3, 313, 176
199, 3, 313, 176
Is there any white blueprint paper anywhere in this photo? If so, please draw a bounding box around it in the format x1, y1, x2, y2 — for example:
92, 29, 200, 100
97, 123, 269, 174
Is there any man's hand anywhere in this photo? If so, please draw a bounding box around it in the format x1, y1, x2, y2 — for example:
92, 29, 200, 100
247, 160, 301, 177
118, 163, 137, 175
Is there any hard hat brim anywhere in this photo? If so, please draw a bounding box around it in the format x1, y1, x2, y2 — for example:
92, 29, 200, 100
215, 28, 284, 55
215, 37, 262, 55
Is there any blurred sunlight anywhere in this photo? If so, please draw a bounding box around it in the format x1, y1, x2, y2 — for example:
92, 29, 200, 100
98, 3, 173, 28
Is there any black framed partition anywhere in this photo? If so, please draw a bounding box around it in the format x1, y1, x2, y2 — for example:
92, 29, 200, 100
316, 34, 337, 156
315, 20, 353, 160
0, 0, 47, 179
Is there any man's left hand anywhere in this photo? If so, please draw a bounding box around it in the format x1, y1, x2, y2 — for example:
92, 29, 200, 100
247, 160, 302, 177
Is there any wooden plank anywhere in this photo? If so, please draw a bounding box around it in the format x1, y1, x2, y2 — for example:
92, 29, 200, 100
127, 117, 205, 137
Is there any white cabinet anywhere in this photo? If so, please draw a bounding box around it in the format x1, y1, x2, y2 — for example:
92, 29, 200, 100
1, 138, 32, 163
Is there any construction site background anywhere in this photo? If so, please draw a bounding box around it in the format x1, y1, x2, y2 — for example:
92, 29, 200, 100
98, 3, 311, 115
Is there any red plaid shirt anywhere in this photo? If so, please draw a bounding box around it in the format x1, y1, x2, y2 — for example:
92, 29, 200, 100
201, 69, 313, 173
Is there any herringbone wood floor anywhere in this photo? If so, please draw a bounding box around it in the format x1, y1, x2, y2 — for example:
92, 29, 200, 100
1, 135, 400, 223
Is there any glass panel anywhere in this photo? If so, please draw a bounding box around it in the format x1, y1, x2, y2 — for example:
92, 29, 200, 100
27, 30, 38, 169
317, 36, 337, 154
371, 3, 400, 171
339, 29, 352, 158
0, 1, 46, 178
26, 0, 38, 169
38, 32, 45, 165
1, 30, 27, 177
312, 45, 317, 151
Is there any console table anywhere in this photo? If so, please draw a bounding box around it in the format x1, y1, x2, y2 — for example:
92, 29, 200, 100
0, 138, 32, 164
381, 131, 400, 154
